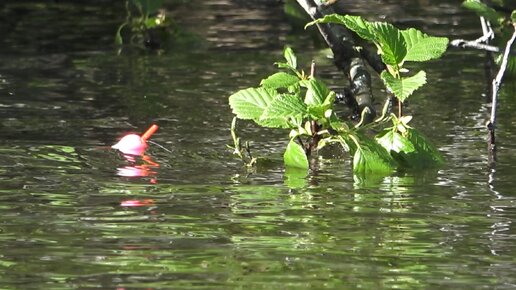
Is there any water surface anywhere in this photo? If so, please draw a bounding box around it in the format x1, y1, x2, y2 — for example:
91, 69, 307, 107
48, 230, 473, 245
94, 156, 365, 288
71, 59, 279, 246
0, 0, 515, 289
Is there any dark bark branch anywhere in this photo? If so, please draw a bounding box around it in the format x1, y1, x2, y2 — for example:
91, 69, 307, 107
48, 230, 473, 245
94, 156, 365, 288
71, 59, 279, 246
359, 47, 386, 74
295, 0, 377, 123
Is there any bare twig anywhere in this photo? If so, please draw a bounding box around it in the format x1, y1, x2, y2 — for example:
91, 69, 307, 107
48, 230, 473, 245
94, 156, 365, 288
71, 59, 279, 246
486, 24, 516, 160
449, 15, 516, 56
449, 38, 516, 54
480, 16, 495, 42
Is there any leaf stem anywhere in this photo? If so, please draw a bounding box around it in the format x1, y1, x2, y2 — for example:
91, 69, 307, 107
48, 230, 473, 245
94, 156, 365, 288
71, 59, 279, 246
348, 134, 361, 151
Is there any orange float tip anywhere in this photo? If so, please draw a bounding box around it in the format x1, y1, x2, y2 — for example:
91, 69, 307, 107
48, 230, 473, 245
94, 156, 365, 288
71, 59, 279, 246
141, 124, 159, 141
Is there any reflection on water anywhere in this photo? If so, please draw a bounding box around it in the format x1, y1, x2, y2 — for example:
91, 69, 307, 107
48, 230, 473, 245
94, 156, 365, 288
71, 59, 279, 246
0, 0, 516, 289
116, 154, 159, 177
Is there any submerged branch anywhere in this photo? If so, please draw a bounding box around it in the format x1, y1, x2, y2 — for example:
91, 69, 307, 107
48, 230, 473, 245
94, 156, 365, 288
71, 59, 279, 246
486, 24, 516, 160
296, 0, 377, 123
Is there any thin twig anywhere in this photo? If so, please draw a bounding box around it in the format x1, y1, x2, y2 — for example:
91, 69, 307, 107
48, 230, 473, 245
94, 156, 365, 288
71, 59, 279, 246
486, 24, 516, 158
480, 16, 495, 42
449, 15, 516, 56
449, 39, 516, 54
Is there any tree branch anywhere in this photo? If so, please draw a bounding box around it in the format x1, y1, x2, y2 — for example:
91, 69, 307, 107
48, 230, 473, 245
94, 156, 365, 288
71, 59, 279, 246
449, 38, 516, 55
486, 24, 516, 160
296, 0, 378, 123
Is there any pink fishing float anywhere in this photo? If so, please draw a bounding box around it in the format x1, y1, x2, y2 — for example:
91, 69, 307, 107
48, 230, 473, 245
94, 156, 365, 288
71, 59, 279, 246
112, 124, 159, 155
120, 199, 155, 207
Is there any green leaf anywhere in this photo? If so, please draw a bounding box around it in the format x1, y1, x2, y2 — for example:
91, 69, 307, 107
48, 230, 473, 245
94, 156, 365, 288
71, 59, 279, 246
330, 116, 350, 133
144, 17, 161, 29
404, 127, 444, 167
306, 14, 376, 41
353, 138, 396, 175
284, 167, 308, 188
512, 10, 516, 23
260, 94, 307, 128
115, 23, 127, 45
376, 129, 415, 154
380, 70, 427, 102
371, 22, 407, 67
376, 126, 444, 168
307, 105, 326, 120
260, 72, 299, 90
308, 91, 335, 120
301, 78, 331, 106
462, 0, 503, 26
284, 139, 309, 169
115, 32, 123, 45
284, 46, 297, 69
401, 28, 449, 62
229, 87, 276, 122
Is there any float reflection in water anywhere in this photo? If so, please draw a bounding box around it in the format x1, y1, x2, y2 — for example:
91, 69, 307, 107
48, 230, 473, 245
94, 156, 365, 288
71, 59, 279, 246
112, 124, 160, 180
112, 124, 160, 206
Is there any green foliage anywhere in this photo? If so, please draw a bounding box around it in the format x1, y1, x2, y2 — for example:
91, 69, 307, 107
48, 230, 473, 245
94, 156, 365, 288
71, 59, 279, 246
260, 72, 299, 90
276, 46, 299, 73
228, 117, 257, 167
284, 140, 309, 169
116, 0, 172, 48
307, 15, 448, 65
306, 14, 448, 106
380, 70, 427, 103
404, 127, 445, 166
301, 78, 331, 106
226, 14, 449, 178
462, 0, 504, 26
371, 22, 407, 68
402, 28, 449, 62
261, 94, 307, 128
284, 46, 298, 69
308, 14, 376, 41
376, 115, 444, 168
353, 138, 396, 175
228, 43, 444, 178
229, 88, 276, 122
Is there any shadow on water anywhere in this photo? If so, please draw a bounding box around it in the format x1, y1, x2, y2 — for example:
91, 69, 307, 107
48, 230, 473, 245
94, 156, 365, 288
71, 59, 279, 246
0, 0, 516, 289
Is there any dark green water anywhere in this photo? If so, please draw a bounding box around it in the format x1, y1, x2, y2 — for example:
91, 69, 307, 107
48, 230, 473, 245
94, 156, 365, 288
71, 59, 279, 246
1, 1, 516, 289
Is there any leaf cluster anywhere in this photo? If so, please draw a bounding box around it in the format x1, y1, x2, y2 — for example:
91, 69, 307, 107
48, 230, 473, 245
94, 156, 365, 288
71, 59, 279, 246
116, 0, 171, 46
229, 47, 335, 169
307, 15, 449, 105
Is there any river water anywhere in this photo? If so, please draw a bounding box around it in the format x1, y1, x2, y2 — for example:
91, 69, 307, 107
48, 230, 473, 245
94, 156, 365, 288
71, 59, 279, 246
0, 0, 515, 289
